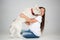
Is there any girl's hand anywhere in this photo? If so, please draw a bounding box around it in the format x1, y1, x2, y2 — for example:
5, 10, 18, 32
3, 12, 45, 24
25, 21, 30, 25
20, 13, 26, 18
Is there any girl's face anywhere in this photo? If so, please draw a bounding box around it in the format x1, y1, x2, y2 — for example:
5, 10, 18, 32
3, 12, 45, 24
40, 8, 45, 16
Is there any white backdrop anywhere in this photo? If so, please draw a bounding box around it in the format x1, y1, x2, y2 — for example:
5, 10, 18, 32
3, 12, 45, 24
0, 0, 60, 36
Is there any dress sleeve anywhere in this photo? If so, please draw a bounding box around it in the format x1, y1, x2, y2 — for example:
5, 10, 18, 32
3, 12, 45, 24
35, 16, 42, 23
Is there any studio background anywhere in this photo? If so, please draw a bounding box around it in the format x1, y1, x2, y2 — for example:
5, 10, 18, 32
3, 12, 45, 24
0, 0, 60, 40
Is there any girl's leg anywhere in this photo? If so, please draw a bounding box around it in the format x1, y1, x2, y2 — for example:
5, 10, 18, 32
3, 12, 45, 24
21, 30, 39, 38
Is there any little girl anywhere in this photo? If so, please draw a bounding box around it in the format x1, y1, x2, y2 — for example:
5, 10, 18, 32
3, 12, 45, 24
20, 7, 45, 38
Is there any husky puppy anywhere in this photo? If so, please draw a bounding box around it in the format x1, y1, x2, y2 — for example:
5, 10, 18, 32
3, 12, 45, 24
10, 7, 40, 38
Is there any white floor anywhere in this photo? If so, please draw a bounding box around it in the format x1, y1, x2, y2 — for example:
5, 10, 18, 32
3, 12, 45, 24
0, 34, 60, 40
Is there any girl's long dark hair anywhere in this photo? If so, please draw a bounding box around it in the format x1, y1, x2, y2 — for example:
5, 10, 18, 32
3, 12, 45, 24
31, 7, 45, 32
39, 7, 45, 32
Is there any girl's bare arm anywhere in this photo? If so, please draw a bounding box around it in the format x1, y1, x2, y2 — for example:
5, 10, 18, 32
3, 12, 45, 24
20, 13, 37, 23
